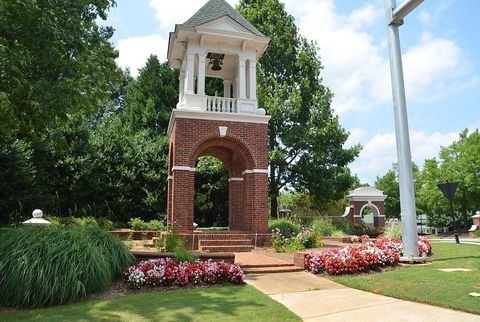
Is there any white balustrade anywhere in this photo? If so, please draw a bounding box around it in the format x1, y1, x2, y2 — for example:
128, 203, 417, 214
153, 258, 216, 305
206, 96, 237, 113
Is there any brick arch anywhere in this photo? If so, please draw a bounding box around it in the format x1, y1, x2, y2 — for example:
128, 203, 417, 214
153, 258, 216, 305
188, 134, 255, 171
167, 117, 270, 243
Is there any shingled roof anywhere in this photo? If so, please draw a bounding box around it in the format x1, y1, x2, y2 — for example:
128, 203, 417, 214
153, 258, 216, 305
184, 0, 264, 36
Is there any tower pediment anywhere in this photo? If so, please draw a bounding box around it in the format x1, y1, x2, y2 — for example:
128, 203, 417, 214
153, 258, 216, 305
199, 15, 252, 34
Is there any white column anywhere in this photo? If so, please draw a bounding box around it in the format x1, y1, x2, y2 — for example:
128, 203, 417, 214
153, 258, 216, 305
232, 78, 238, 98
197, 53, 206, 96
185, 53, 195, 94
238, 57, 246, 99
178, 71, 185, 102
249, 59, 257, 100
223, 80, 232, 98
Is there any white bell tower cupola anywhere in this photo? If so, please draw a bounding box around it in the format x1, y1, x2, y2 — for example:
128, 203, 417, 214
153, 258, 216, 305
167, 0, 270, 116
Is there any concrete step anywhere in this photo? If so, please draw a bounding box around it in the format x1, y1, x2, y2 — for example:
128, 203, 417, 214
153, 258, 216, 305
199, 239, 253, 246
241, 265, 304, 274
201, 245, 255, 252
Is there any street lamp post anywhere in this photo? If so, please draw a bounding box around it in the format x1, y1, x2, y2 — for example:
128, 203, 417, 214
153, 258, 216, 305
384, 0, 424, 258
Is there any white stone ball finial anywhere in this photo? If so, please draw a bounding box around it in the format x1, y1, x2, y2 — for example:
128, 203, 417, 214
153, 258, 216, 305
32, 209, 43, 218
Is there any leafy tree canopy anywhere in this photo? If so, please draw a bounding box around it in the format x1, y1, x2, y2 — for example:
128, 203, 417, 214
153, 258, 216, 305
0, 0, 122, 141
238, 0, 361, 216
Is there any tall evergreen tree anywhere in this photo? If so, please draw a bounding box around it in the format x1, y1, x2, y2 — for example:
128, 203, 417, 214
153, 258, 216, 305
122, 55, 178, 134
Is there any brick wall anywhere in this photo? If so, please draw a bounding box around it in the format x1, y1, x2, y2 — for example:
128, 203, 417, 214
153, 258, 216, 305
167, 116, 269, 239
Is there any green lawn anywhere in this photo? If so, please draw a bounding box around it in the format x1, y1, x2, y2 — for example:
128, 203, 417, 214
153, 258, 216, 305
333, 242, 480, 315
0, 285, 300, 322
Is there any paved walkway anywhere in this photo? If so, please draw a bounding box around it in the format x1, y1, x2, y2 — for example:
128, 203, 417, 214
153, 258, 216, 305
245, 272, 480, 322
235, 252, 291, 266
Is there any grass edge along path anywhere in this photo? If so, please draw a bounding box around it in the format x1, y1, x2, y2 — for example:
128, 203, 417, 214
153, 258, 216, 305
0, 285, 300, 322
332, 242, 480, 315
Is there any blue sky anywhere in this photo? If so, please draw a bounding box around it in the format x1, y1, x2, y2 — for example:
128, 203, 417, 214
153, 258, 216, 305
104, 0, 480, 184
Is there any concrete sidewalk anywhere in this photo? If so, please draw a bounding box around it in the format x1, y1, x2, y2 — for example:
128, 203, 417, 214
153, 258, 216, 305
245, 272, 480, 322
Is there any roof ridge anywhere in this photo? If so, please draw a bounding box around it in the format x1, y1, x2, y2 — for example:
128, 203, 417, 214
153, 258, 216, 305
183, 0, 263, 36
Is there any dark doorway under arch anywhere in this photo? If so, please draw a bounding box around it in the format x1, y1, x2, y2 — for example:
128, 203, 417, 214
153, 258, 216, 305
194, 156, 229, 227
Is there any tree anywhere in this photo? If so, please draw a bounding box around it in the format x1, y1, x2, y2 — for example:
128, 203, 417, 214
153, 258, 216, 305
417, 129, 480, 228
375, 163, 421, 219
0, 0, 122, 141
238, 0, 360, 217
194, 157, 229, 227
121, 55, 178, 134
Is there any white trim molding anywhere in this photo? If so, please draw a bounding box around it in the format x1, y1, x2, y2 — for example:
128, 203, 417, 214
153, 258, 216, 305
168, 110, 270, 135
242, 169, 269, 175
167, 176, 174, 181
228, 177, 244, 182
172, 166, 196, 172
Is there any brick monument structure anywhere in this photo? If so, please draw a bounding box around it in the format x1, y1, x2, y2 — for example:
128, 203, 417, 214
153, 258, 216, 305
166, 0, 271, 250
341, 187, 387, 228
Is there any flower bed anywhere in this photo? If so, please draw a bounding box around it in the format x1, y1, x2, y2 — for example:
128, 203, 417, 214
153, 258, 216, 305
305, 237, 432, 275
124, 258, 244, 289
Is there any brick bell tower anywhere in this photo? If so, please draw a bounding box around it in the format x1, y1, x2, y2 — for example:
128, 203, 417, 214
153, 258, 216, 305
166, 0, 271, 247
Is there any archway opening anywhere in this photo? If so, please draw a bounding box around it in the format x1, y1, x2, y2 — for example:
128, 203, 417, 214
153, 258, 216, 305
194, 156, 229, 228
360, 204, 380, 228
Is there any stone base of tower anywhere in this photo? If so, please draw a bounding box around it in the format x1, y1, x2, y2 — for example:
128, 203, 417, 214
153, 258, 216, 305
167, 110, 270, 240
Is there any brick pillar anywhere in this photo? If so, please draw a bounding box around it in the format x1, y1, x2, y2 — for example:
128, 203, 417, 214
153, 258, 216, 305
171, 170, 195, 233
252, 173, 268, 233
167, 177, 173, 224
374, 216, 385, 228
242, 173, 254, 231
229, 179, 243, 231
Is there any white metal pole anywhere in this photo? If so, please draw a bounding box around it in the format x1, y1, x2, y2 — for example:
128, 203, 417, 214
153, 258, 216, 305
385, 0, 423, 257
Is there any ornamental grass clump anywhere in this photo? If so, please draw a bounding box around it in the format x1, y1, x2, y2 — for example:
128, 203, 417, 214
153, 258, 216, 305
0, 226, 134, 307
124, 258, 244, 289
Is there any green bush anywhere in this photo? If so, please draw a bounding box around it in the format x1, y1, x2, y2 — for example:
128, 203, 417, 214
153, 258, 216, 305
268, 219, 301, 237
384, 223, 402, 239
332, 218, 352, 235
128, 217, 148, 230
0, 226, 134, 307
312, 219, 336, 236
173, 247, 198, 263
296, 229, 322, 249
147, 220, 165, 231
128, 217, 165, 231
474, 230, 480, 238
46, 215, 113, 230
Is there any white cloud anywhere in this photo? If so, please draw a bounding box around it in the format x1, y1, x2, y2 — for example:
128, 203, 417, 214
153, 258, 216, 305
147, 0, 237, 32
350, 130, 458, 184
345, 127, 367, 147
116, 35, 168, 77
279, 1, 477, 117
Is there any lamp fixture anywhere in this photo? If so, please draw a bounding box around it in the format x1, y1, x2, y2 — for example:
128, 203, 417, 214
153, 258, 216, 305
207, 53, 225, 71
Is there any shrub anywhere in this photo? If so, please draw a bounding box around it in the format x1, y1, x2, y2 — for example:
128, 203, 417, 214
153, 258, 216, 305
296, 228, 322, 248
312, 219, 336, 236
128, 217, 165, 231
474, 230, 480, 238
128, 217, 148, 230
46, 215, 113, 230
0, 226, 134, 307
332, 218, 352, 235
350, 223, 384, 238
173, 247, 198, 263
147, 220, 165, 231
384, 222, 402, 239
268, 219, 301, 237
124, 258, 244, 289
165, 226, 184, 252
83, 226, 135, 279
